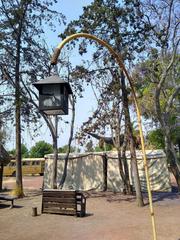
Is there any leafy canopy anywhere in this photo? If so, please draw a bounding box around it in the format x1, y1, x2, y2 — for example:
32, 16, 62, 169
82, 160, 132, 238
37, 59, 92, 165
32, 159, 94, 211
8, 144, 29, 158
29, 141, 53, 158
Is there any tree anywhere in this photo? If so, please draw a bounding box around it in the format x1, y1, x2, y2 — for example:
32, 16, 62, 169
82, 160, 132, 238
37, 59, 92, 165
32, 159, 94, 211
0, 0, 64, 196
60, 0, 147, 205
58, 145, 77, 153
74, 69, 141, 198
9, 144, 29, 158
171, 127, 180, 157
120, 71, 144, 205
133, 0, 180, 190
94, 143, 113, 152
147, 129, 165, 150
21, 144, 29, 158
61, 0, 149, 60
29, 141, 53, 158
0, 118, 10, 190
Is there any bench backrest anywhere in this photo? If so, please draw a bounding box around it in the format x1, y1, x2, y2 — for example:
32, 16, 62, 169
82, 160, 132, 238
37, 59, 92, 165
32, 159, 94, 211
42, 190, 77, 215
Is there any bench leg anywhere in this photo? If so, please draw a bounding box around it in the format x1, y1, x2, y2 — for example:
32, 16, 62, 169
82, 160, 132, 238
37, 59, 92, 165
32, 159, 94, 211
9, 200, 14, 209
80, 203, 86, 217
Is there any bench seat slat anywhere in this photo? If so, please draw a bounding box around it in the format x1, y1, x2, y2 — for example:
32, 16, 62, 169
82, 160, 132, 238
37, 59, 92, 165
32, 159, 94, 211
43, 202, 76, 209
43, 192, 76, 198
43, 197, 76, 203
43, 194, 76, 198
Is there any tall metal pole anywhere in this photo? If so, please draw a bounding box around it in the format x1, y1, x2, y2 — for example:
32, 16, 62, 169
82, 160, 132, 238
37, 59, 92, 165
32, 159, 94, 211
50, 33, 157, 240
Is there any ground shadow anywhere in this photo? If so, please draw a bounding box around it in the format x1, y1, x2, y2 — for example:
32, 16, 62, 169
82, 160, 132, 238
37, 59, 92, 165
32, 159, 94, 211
32, 213, 41, 217
0, 203, 12, 209
84, 213, 94, 217
143, 189, 180, 206
106, 195, 136, 203
0, 203, 23, 209
85, 189, 180, 205
85, 190, 137, 203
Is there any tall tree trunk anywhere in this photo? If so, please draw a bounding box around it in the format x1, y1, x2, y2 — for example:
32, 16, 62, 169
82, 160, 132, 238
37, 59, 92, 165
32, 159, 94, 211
113, 106, 130, 193
122, 130, 132, 194
164, 134, 180, 191
117, 148, 129, 193
102, 153, 107, 191
121, 71, 144, 206
155, 69, 180, 191
0, 163, 3, 191
52, 116, 58, 189
14, 35, 23, 197
59, 96, 75, 188
129, 138, 144, 206
15, 83, 23, 196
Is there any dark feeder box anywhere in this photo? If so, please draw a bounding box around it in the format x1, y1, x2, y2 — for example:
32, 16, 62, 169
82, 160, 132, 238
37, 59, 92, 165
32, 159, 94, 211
33, 75, 72, 115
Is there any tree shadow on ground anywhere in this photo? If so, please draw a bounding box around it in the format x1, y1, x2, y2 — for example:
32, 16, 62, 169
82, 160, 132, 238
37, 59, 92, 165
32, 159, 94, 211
85, 189, 180, 205
141, 186, 180, 206
85, 190, 137, 203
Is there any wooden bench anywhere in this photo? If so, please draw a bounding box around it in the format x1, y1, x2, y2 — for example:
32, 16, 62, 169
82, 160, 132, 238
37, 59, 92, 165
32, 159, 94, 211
42, 189, 86, 217
0, 194, 17, 208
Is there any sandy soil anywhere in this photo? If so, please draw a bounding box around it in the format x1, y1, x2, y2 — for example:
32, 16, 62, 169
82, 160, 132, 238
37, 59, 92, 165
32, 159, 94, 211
0, 188, 179, 240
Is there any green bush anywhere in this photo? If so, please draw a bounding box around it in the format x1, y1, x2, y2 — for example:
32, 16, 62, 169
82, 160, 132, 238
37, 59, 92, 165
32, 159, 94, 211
147, 129, 165, 149
29, 141, 53, 158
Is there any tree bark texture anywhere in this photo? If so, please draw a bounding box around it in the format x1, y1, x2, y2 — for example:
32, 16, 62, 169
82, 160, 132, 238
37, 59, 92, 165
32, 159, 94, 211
52, 116, 58, 189
164, 135, 180, 191
113, 105, 131, 193
102, 153, 107, 191
117, 149, 128, 193
0, 163, 3, 191
121, 71, 144, 206
15, 33, 23, 197
122, 130, 132, 194
59, 96, 75, 188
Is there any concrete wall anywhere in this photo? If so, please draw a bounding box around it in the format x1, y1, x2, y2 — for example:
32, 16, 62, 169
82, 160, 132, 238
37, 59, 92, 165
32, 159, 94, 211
43, 150, 171, 192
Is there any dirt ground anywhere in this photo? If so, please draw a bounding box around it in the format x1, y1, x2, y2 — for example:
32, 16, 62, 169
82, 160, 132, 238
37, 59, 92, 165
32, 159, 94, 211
0, 177, 180, 240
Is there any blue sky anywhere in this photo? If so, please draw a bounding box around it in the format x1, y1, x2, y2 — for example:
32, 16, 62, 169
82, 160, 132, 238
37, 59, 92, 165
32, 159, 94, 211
45, 0, 93, 45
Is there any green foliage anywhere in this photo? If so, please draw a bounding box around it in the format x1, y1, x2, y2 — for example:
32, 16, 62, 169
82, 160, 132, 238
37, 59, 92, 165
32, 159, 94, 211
94, 143, 113, 152
147, 126, 180, 154
8, 149, 16, 157
58, 145, 79, 153
29, 141, 53, 158
8, 144, 29, 158
171, 126, 180, 148
21, 144, 29, 158
133, 53, 180, 122
147, 129, 165, 149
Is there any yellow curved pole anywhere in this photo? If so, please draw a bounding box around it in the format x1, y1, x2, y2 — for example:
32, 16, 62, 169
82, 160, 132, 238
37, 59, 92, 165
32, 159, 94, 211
51, 33, 157, 240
